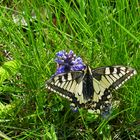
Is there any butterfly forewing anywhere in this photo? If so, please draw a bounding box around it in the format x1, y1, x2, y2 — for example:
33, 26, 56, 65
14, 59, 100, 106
92, 66, 137, 90
46, 71, 89, 104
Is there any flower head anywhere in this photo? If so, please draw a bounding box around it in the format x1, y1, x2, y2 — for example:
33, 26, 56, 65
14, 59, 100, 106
54, 50, 86, 75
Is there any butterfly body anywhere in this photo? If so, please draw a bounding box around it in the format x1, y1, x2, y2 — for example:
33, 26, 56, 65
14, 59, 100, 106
46, 65, 136, 114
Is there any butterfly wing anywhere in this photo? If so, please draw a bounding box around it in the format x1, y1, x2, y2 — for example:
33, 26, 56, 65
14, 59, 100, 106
89, 65, 137, 114
46, 71, 89, 107
46, 65, 136, 114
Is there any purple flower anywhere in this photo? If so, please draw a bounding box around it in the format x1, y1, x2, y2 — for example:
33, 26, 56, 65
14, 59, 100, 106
56, 50, 66, 57
71, 64, 86, 71
55, 65, 65, 75
54, 50, 86, 75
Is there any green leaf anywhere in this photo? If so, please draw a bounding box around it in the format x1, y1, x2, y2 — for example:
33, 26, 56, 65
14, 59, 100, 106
0, 60, 21, 85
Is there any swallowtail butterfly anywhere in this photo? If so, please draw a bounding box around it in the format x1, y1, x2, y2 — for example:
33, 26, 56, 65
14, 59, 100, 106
46, 65, 136, 114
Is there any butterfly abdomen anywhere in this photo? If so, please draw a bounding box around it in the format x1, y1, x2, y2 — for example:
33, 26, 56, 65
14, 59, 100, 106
82, 66, 94, 100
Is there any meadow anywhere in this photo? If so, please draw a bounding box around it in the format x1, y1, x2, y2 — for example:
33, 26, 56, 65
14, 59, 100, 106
0, 0, 140, 139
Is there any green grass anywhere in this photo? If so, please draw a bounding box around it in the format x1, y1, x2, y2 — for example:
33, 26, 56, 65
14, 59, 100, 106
0, 0, 140, 139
